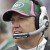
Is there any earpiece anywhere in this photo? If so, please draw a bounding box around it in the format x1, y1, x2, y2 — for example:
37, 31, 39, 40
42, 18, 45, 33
33, 0, 49, 30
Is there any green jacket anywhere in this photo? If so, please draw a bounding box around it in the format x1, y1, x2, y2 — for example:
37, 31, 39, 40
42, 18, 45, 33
1, 36, 15, 50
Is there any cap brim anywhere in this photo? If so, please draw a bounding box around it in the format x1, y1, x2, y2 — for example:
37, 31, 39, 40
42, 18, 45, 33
3, 10, 30, 21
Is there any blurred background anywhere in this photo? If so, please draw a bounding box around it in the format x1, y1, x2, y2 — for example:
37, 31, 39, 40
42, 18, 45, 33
0, 0, 50, 40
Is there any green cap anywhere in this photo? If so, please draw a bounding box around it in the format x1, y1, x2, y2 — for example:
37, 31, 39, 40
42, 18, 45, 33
3, 0, 40, 21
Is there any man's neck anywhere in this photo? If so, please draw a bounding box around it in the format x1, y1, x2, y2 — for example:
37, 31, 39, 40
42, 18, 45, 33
18, 38, 47, 50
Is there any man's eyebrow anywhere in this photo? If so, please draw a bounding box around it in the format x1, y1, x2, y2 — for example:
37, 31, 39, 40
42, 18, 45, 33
18, 15, 31, 18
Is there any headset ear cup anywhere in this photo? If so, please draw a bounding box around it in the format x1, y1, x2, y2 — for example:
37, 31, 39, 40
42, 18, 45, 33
39, 6, 49, 28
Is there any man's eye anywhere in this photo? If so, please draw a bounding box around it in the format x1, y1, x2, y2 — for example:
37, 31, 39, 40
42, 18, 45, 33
11, 18, 14, 21
11, 18, 15, 24
19, 17, 26, 20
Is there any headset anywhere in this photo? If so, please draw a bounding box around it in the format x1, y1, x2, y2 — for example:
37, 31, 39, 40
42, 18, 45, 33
13, 0, 49, 39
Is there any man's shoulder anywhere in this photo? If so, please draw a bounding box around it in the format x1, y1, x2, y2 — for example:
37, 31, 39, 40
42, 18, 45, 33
44, 40, 50, 50
6, 39, 50, 50
6, 45, 18, 50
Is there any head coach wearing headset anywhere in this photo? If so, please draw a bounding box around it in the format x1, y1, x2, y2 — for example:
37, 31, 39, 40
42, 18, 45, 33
3, 0, 50, 50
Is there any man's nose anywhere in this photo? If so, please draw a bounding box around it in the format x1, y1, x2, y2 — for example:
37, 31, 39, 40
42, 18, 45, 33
13, 21, 20, 28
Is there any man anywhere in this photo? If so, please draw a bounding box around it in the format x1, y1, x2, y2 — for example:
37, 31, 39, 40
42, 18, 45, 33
0, 17, 15, 50
3, 0, 50, 50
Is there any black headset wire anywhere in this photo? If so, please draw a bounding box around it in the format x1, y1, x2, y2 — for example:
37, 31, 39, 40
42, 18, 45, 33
36, 31, 44, 50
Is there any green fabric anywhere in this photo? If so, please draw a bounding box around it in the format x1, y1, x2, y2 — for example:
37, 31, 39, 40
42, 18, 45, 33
12, 0, 31, 15
12, 0, 41, 16
34, 3, 41, 16
1, 36, 15, 50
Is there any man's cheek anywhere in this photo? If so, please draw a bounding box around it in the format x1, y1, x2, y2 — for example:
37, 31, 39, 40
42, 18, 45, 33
12, 27, 14, 34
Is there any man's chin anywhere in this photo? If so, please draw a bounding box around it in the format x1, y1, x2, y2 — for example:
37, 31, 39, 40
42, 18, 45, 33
13, 37, 27, 44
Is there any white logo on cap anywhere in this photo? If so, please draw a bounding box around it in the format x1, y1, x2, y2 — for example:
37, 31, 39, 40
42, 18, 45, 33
13, 2, 24, 8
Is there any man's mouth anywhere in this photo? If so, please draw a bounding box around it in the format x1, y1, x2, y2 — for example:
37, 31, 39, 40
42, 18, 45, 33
14, 31, 23, 34
13, 31, 25, 39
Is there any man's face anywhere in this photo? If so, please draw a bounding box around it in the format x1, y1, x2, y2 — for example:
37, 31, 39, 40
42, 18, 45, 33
11, 13, 36, 41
